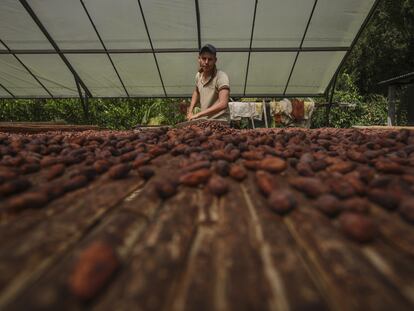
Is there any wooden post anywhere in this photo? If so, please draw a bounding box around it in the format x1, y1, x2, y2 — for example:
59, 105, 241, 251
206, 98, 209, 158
387, 85, 396, 126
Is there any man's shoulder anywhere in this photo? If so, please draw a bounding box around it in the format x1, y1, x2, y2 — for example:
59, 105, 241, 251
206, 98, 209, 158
216, 70, 228, 78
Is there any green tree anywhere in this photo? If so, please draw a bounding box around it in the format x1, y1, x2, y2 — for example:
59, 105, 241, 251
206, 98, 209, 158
345, 0, 414, 94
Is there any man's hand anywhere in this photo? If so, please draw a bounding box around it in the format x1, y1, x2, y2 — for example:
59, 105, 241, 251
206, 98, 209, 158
188, 113, 200, 120
186, 111, 193, 120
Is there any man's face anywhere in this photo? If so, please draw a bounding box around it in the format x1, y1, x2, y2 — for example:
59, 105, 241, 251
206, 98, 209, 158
198, 52, 217, 74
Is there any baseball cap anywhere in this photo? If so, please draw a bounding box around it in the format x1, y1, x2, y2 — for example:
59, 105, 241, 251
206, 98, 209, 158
199, 44, 217, 55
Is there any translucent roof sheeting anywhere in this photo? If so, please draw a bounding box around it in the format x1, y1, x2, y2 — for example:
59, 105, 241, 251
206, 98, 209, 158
0, 0, 379, 98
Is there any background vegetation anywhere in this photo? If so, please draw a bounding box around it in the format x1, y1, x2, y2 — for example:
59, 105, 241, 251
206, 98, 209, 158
0, 0, 412, 129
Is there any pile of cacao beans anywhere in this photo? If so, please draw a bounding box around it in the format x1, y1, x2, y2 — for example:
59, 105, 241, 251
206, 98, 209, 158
1, 122, 413, 245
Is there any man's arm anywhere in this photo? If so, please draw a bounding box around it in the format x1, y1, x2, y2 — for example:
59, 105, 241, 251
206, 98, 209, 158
190, 88, 229, 119
187, 88, 199, 120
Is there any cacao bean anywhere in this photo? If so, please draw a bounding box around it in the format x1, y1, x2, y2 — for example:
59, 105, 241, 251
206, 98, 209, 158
314, 194, 340, 217
229, 165, 247, 181
108, 163, 131, 180
289, 177, 327, 198
137, 166, 155, 180
339, 213, 377, 243
69, 241, 119, 301
267, 190, 296, 215
63, 175, 89, 193
399, 198, 414, 223
256, 170, 277, 197
179, 169, 211, 186
259, 157, 287, 173
46, 164, 66, 181
207, 175, 229, 196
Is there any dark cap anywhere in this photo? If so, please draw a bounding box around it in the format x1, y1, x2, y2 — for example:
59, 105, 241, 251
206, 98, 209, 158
199, 44, 217, 55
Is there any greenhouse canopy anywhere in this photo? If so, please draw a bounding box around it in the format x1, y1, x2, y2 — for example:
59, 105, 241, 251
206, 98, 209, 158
0, 0, 379, 99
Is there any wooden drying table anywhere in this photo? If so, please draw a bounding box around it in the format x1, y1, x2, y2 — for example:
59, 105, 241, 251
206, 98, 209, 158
0, 126, 413, 311
0, 122, 101, 134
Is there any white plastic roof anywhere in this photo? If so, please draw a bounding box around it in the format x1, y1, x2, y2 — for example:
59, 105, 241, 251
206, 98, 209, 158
0, 0, 378, 99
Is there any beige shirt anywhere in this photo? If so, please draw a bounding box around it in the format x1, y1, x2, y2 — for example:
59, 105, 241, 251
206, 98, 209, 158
195, 68, 230, 119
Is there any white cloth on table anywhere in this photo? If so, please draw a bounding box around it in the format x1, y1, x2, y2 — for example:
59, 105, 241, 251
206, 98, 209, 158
228, 102, 263, 121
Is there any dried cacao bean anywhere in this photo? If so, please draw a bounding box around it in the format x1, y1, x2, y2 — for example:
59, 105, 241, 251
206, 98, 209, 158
229, 165, 247, 181
137, 166, 155, 180
256, 170, 277, 197
367, 189, 400, 210
214, 160, 230, 177
0, 179, 31, 197
339, 213, 377, 243
267, 190, 296, 215
154, 180, 177, 199
63, 175, 89, 193
46, 164, 66, 181
207, 175, 229, 196
259, 157, 287, 173
179, 169, 211, 186
314, 194, 340, 217
399, 198, 414, 223
375, 160, 403, 174
289, 177, 327, 198
4, 191, 49, 212
69, 241, 119, 301
108, 163, 131, 180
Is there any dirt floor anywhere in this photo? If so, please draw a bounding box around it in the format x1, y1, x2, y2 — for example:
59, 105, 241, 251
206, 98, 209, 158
0, 121, 413, 310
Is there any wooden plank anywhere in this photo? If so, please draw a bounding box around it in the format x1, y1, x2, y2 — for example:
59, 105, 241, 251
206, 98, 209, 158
352, 125, 414, 130
241, 177, 330, 311
3, 179, 163, 310
165, 183, 273, 311
91, 187, 199, 311
0, 173, 144, 309
370, 206, 414, 257
285, 206, 412, 310
361, 241, 414, 306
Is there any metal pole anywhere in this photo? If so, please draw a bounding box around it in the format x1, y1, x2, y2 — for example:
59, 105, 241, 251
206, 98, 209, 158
18, 0, 93, 98
284, 0, 318, 95
75, 77, 89, 122
79, 0, 129, 97
324, 0, 382, 97
387, 85, 396, 126
0, 46, 349, 55
0, 39, 54, 98
195, 0, 201, 50
137, 0, 167, 97
243, 0, 258, 96
325, 72, 338, 127
0, 83, 15, 98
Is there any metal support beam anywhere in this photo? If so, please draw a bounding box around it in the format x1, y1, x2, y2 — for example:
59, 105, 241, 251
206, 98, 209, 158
324, 0, 382, 97
137, 0, 167, 97
387, 85, 396, 126
79, 0, 129, 97
243, 0, 258, 96
0, 83, 15, 98
75, 77, 90, 122
195, 0, 201, 50
0, 46, 349, 55
325, 72, 338, 127
0, 93, 326, 100
0, 39, 53, 98
283, 0, 318, 95
18, 0, 93, 98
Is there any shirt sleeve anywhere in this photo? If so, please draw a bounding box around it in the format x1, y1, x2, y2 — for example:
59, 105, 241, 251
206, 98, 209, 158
217, 71, 230, 92
195, 72, 200, 91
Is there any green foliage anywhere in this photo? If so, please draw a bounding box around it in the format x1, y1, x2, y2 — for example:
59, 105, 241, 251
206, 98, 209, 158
312, 73, 389, 128
345, 0, 414, 94
0, 98, 186, 130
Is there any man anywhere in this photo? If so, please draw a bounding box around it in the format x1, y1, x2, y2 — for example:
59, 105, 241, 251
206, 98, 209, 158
187, 44, 230, 121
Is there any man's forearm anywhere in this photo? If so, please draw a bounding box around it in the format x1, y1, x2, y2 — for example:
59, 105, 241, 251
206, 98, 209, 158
187, 89, 199, 115
196, 100, 227, 118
